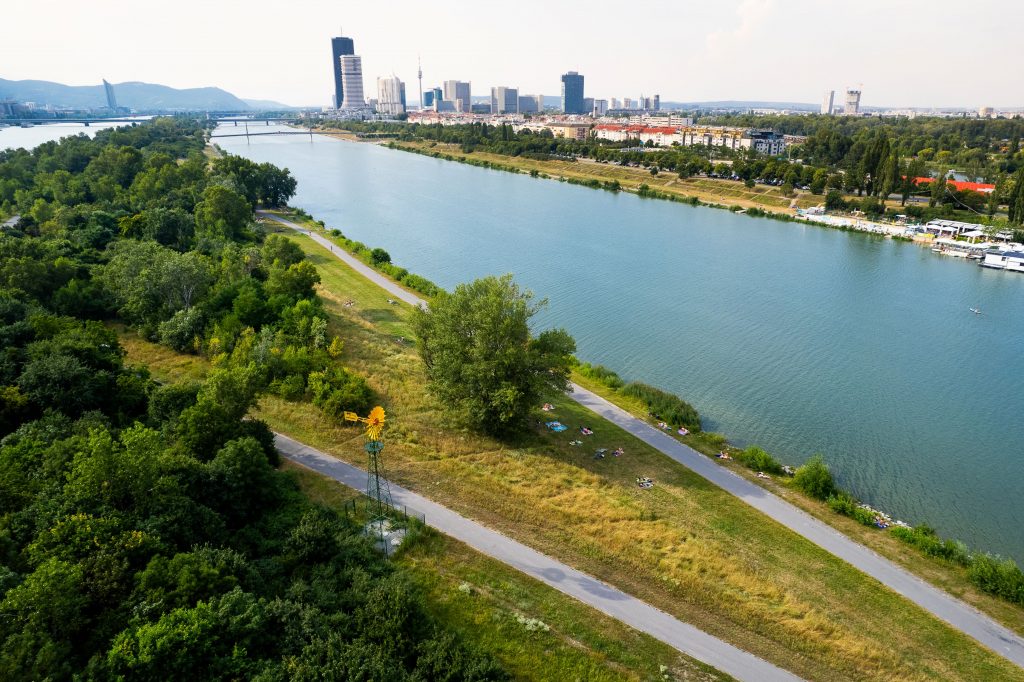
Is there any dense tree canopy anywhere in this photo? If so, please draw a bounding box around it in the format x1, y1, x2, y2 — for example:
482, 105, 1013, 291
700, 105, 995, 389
0, 118, 506, 680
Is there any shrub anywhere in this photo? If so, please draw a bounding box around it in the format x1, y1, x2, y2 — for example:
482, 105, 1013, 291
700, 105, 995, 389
370, 248, 391, 265
699, 432, 728, 449
891, 525, 972, 566
792, 454, 835, 500
825, 190, 846, 211
620, 382, 700, 432
400, 273, 440, 298
827, 492, 858, 517
969, 555, 1024, 604
308, 367, 374, 418
158, 308, 205, 353
734, 446, 783, 474
576, 362, 624, 389
271, 373, 306, 401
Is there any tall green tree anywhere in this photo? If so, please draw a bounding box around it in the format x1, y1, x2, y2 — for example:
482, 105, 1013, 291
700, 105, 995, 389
930, 173, 947, 208
413, 274, 576, 436
194, 185, 251, 240
1008, 167, 1024, 224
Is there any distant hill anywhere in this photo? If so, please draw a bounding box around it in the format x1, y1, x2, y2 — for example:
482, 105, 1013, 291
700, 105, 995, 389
661, 100, 818, 112
241, 98, 296, 111
0, 78, 252, 111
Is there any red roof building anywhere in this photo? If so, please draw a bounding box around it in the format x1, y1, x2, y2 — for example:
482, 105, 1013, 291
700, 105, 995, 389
912, 177, 995, 193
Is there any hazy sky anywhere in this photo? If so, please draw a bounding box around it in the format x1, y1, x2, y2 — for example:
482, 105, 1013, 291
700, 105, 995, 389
5, 0, 1022, 108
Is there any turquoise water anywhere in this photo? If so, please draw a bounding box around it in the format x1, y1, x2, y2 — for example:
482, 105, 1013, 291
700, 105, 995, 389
217, 127, 1024, 562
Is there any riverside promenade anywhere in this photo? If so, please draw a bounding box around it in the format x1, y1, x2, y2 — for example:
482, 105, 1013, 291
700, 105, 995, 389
259, 210, 1024, 672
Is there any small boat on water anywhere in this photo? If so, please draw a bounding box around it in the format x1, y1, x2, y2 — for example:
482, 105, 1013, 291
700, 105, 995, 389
970, 307, 982, 315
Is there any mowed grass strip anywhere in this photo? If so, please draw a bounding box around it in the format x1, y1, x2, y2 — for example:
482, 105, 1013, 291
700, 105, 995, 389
282, 461, 731, 682
121, 225, 1024, 682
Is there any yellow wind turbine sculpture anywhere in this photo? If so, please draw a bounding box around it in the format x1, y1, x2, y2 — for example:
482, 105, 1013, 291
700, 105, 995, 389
344, 406, 394, 553
344, 405, 386, 441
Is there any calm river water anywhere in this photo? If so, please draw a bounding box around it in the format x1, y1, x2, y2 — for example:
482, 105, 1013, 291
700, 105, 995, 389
216, 126, 1024, 561
0, 120, 137, 152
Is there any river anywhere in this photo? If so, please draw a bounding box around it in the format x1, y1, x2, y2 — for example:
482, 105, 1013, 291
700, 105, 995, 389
215, 126, 1024, 562
0, 120, 140, 152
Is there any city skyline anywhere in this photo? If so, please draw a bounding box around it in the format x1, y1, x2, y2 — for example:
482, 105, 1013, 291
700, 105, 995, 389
3, 0, 1023, 109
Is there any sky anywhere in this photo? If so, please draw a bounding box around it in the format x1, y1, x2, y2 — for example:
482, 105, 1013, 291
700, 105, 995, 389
4, 0, 1023, 109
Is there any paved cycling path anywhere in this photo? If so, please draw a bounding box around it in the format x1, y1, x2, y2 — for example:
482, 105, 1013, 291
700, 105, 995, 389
262, 209, 1024, 670
275, 432, 799, 682
258, 211, 424, 307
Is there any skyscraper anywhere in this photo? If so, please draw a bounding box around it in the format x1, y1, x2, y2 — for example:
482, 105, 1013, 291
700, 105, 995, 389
821, 90, 835, 115
844, 89, 861, 116
339, 55, 366, 109
490, 86, 519, 114
560, 71, 585, 114
443, 80, 471, 112
102, 79, 117, 109
377, 76, 406, 115
331, 36, 355, 109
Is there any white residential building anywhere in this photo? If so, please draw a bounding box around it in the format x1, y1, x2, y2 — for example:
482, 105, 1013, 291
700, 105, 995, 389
376, 76, 406, 116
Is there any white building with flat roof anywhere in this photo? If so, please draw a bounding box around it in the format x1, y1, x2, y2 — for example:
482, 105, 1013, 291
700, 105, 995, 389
376, 76, 406, 116
844, 89, 861, 116
443, 80, 471, 112
491, 86, 519, 114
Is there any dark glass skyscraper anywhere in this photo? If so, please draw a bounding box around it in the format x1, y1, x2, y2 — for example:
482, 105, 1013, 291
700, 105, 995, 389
331, 36, 355, 108
561, 71, 585, 114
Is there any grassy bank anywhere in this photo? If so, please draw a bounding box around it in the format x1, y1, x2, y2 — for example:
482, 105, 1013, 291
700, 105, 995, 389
568, 369, 1024, 635
118, 215, 1024, 681
283, 461, 729, 682
384, 139, 819, 213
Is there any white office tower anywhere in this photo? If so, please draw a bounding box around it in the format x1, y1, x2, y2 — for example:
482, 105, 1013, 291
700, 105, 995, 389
593, 99, 608, 116
377, 76, 406, 115
340, 55, 366, 109
491, 86, 519, 114
821, 90, 834, 115
610, 97, 620, 110
844, 89, 861, 116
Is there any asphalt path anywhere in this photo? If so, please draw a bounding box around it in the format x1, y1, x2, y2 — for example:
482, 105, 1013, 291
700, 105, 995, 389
275, 432, 800, 682
260, 209, 1024, 670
